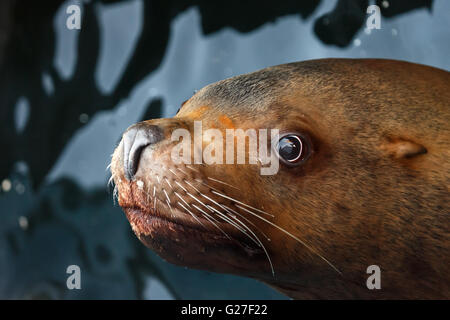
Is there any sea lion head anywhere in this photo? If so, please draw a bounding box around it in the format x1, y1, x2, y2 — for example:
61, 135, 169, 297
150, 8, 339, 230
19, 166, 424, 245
110, 59, 450, 299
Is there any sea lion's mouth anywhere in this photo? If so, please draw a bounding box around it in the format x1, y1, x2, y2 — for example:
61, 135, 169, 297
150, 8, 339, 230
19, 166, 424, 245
121, 202, 266, 271
122, 203, 250, 240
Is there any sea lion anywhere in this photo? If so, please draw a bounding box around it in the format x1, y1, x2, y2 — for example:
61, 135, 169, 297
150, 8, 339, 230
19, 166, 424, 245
110, 59, 449, 299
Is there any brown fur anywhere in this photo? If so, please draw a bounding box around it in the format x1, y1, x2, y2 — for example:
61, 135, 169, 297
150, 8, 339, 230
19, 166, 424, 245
111, 59, 449, 299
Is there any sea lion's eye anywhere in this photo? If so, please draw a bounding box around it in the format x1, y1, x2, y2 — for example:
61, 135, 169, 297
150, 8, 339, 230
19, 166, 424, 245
276, 134, 309, 165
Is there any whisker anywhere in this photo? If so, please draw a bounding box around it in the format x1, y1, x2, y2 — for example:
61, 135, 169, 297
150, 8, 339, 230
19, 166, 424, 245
191, 204, 232, 240
107, 175, 114, 187
194, 179, 221, 193
174, 191, 191, 208
198, 192, 260, 240
186, 192, 214, 213
163, 189, 171, 204
177, 201, 206, 228
200, 193, 226, 211
235, 204, 342, 275
185, 165, 199, 173
113, 185, 118, 205
199, 193, 257, 228
169, 168, 180, 178
225, 213, 262, 247
146, 185, 151, 203
175, 181, 188, 193
205, 205, 269, 271
206, 205, 249, 236
222, 204, 271, 242
177, 168, 189, 176
165, 178, 173, 189
211, 190, 274, 217
226, 211, 275, 276
134, 184, 155, 208
184, 179, 201, 193
166, 199, 174, 216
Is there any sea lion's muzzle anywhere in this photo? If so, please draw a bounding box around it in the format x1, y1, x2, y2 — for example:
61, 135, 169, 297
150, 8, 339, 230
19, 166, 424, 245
111, 118, 273, 278
122, 123, 163, 180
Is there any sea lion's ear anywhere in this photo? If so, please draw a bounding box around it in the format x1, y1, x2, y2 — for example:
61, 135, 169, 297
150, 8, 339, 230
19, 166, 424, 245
379, 137, 427, 159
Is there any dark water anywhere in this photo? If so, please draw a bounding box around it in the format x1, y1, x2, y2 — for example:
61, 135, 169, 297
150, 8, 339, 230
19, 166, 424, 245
0, 0, 448, 299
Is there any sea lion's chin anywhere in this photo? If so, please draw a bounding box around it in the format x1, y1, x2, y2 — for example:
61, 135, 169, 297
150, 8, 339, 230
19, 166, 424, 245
122, 204, 269, 277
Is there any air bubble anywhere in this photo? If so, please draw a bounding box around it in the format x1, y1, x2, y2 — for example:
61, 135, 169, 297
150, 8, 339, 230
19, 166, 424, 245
1, 179, 11, 192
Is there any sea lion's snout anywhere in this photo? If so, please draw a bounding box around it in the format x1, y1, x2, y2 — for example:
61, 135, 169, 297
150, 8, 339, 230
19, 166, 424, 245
122, 123, 163, 180
111, 116, 273, 278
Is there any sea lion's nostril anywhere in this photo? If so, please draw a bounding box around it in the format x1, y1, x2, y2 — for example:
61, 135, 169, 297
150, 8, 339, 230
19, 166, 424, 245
122, 124, 162, 180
